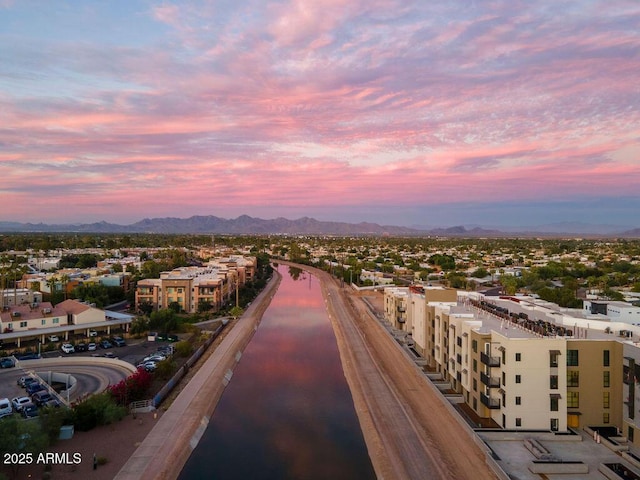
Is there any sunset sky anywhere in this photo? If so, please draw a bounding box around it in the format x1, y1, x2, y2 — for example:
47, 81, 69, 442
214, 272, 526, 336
1, 0, 639, 228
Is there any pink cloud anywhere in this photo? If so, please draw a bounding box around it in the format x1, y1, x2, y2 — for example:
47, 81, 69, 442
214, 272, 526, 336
1, 1, 639, 225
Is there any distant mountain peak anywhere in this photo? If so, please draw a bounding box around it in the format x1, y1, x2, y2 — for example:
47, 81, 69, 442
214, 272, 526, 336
0, 216, 637, 237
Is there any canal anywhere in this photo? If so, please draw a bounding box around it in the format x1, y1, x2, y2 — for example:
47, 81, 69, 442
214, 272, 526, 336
179, 265, 376, 480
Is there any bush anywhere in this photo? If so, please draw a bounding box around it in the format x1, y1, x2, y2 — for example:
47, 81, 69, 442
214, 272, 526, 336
154, 359, 177, 380
72, 393, 126, 431
108, 369, 153, 406
174, 340, 193, 358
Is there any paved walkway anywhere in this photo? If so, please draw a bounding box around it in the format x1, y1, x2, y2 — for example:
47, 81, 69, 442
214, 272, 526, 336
113, 272, 281, 480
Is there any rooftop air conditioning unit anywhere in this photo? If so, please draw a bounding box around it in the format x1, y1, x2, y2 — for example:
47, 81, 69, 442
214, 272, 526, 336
42, 308, 52, 314
12, 311, 21, 317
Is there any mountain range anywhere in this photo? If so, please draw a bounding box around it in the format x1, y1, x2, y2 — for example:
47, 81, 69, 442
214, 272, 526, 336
0, 215, 638, 237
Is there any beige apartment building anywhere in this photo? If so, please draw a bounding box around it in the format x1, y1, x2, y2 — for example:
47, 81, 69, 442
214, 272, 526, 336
135, 256, 256, 314
383, 287, 633, 435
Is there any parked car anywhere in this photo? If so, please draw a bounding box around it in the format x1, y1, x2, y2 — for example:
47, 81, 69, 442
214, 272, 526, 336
100, 340, 113, 349
31, 391, 54, 407
48, 335, 60, 342
18, 376, 37, 388
157, 345, 174, 356
75, 343, 87, 352
103, 352, 117, 359
111, 336, 126, 347
137, 361, 157, 372
0, 357, 15, 368
15, 352, 40, 360
43, 399, 61, 408
0, 398, 12, 418
61, 343, 75, 354
25, 383, 45, 396
88, 330, 98, 337
11, 396, 31, 412
87, 342, 97, 351
143, 354, 166, 363
21, 403, 38, 418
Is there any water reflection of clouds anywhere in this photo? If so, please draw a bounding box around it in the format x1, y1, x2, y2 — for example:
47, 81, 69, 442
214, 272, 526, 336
180, 267, 374, 480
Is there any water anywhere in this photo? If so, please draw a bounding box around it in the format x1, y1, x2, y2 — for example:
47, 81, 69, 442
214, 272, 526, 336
179, 265, 376, 480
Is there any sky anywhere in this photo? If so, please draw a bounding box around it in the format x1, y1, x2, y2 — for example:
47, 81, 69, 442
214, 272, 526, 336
1, 0, 639, 228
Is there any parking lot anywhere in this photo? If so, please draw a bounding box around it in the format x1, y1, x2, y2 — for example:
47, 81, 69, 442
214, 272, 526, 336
1, 335, 181, 416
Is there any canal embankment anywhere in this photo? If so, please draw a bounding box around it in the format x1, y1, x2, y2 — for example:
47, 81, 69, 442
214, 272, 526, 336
113, 271, 282, 480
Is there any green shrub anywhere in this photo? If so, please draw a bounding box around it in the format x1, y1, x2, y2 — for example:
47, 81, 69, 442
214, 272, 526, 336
72, 392, 126, 431
174, 340, 193, 358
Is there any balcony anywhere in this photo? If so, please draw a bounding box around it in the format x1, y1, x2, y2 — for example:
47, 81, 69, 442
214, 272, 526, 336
397, 306, 406, 313
397, 316, 406, 324
480, 372, 500, 388
480, 392, 501, 409
481, 352, 500, 367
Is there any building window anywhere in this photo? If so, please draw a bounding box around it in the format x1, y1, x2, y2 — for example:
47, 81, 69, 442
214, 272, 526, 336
515, 352, 521, 362
629, 427, 634, 442
550, 375, 558, 390
516, 418, 522, 427
20, 321, 27, 328
473, 397, 477, 411
41, 319, 46, 325
550, 418, 559, 431
603, 413, 610, 424
567, 391, 579, 408
502, 372, 506, 386
515, 396, 522, 405
567, 370, 579, 387
472, 340, 477, 353
603, 391, 610, 409
567, 350, 579, 366
515, 374, 521, 384
603, 371, 610, 388
603, 350, 610, 367
550, 350, 559, 367
473, 378, 477, 392
53, 318, 59, 324
550, 396, 559, 411
473, 359, 477, 372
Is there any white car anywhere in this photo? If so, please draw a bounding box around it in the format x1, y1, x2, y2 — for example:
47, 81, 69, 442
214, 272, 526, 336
48, 335, 60, 342
61, 343, 75, 354
143, 354, 166, 363
11, 396, 31, 412
88, 330, 97, 337
137, 361, 157, 372
87, 342, 97, 351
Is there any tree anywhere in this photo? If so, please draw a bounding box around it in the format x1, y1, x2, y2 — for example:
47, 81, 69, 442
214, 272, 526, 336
428, 254, 456, 271
197, 300, 213, 313
229, 306, 244, 319
130, 317, 149, 336
0, 415, 49, 477
149, 309, 178, 333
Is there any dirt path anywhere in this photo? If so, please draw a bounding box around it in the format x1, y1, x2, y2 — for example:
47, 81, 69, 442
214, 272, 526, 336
299, 264, 499, 480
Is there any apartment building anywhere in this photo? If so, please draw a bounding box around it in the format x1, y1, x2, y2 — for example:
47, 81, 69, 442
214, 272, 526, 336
0, 299, 132, 347
383, 287, 633, 434
0, 288, 43, 308
135, 256, 256, 314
